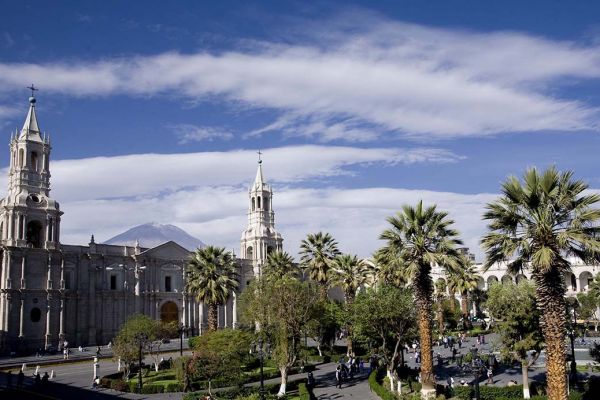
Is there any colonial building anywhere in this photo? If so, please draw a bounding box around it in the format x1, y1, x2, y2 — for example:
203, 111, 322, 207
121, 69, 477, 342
0, 95, 282, 353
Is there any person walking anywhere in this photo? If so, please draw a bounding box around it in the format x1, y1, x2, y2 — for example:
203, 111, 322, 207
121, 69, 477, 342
17, 370, 24, 389
335, 365, 343, 389
486, 367, 493, 384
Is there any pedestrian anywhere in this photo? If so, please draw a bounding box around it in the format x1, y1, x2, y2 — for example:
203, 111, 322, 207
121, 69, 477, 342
107, 341, 112, 349
92, 376, 99, 389
307, 371, 315, 389
447, 376, 454, 389
42, 372, 49, 385
359, 358, 364, 372
443, 337, 448, 348
335, 365, 343, 389
437, 353, 443, 367
486, 367, 493, 384
34, 372, 41, 386
17, 370, 24, 389
415, 351, 421, 364
452, 348, 457, 363
63, 348, 68, 360
412, 342, 417, 353
96, 346, 102, 357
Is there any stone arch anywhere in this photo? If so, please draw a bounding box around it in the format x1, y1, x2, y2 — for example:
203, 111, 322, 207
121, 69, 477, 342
501, 275, 513, 285
516, 274, 528, 284
160, 301, 179, 324
31, 151, 39, 172
18, 148, 24, 167
565, 273, 577, 291
476, 276, 485, 290
246, 246, 253, 260
487, 275, 499, 287
579, 271, 593, 292
26, 220, 43, 248
257, 196, 261, 209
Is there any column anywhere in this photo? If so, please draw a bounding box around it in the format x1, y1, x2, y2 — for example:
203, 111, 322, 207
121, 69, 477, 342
8, 213, 13, 241
45, 294, 52, 349
20, 255, 26, 289
19, 298, 25, 338
181, 293, 187, 327
198, 303, 203, 335
59, 299, 65, 339
21, 213, 26, 240
232, 292, 237, 328
47, 256, 53, 290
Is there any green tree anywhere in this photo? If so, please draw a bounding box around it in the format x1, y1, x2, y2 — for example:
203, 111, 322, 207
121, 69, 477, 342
434, 279, 447, 334
486, 281, 543, 399
481, 167, 600, 400
304, 300, 340, 357
380, 201, 462, 399
446, 258, 478, 330
576, 292, 598, 329
263, 251, 299, 281
352, 285, 417, 395
241, 277, 320, 396
329, 254, 370, 355
300, 232, 340, 299
186, 246, 239, 331
370, 247, 406, 288
113, 314, 158, 379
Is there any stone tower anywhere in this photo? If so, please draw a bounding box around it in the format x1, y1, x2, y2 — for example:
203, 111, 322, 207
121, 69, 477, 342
1, 94, 62, 249
240, 158, 283, 276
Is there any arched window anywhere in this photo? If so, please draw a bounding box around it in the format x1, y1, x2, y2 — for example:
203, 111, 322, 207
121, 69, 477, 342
257, 196, 261, 209
247, 246, 253, 260
264, 196, 269, 211
252, 197, 255, 211
18, 149, 24, 167
160, 301, 179, 324
31, 151, 38, 172
26, 220, 43, 248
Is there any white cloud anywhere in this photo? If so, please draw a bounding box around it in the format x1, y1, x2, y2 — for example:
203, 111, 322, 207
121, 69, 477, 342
0, 14, 599, 139
170, 123, 234, 143
0, 145, 461, 201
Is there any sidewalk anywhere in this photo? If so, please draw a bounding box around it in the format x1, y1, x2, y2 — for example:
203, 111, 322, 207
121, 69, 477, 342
0, 339, 189, 370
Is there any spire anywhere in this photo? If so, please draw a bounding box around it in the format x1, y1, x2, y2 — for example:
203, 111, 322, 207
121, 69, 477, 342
253, 150, 264, 188
20, 85, 42, 140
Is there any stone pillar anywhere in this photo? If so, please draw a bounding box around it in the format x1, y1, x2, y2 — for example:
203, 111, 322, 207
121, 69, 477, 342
59, 298, 65, 345
198, 303, 203, 336
20, 255, 26, 289
8, 213, 14, 241
21, 213, 26, 240
45, 294, 52, 349
181, 293, 187, 328
18, 298, 25, 338
232, 292, 237, 328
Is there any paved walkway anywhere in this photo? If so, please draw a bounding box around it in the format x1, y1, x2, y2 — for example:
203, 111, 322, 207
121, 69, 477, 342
311, 364, 377, 400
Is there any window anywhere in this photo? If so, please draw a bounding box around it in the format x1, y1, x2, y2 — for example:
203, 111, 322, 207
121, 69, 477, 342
26, 220, 43, 248
31, 151, 38, 172
65, 271, 72, 290
165, 276, 172, 292
247, 246, 253, 260
18, 149, 24, 167
30, 307, 41, 322
110, 275, 117, 290
252, 197, 255, 211
257, 196, 261, 209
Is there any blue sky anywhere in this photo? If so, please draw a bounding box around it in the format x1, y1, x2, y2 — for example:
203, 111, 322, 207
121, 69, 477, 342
1, 1, 600, 258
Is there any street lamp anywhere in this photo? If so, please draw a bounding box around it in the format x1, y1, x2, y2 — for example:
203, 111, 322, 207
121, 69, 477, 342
135, 332, 147, 393
178, 324, 188, 357
251, 338, 267, 400
469, 347, 484, 400
568, 307, 578, 382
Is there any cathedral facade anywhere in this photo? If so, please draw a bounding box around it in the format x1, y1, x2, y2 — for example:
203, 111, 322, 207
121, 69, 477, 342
0, 96, 282, 353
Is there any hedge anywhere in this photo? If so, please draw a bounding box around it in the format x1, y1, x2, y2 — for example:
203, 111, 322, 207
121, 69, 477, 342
451, 384, 523, 400
368, 370, 397, 400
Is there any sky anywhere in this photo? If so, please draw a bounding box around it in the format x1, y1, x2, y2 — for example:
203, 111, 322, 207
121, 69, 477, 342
1, 0, 600, 260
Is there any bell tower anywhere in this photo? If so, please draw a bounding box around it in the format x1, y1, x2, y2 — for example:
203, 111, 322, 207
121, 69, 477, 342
240, 154, 283, 275
0, 90, 62, 249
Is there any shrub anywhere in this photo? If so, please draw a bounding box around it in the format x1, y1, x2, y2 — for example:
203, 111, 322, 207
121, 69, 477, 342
110, 379, 130, 392
165, 382, 184, 392
140, 384, 164, 394
368, 370, 397, 400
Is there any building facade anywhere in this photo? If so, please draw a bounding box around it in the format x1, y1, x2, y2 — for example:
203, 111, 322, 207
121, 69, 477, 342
0, 96, 281, 353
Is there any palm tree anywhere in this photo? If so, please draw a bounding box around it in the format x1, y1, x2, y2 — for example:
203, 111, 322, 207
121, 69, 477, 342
300, 232, 340, 299
446, 259, 478, 330
481, 167, 600, 400
186, 246, 239, 332
263, 251, 299, 281
434, 279, 447, 334
588, 273, 600, 300
369, 247, 406, 288
380, 201, 462, 398
329, 254, 370, 355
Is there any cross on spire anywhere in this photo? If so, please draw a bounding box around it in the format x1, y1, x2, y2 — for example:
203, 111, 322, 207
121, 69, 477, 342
257, 150, 263, 164
27, 84, 39, 98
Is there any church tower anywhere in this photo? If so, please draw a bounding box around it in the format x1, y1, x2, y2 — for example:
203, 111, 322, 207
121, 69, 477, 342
240, 157, 283, 275
0, 92, 62, 249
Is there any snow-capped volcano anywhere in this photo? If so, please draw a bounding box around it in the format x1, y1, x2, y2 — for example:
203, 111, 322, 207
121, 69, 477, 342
103, 223, 205, 251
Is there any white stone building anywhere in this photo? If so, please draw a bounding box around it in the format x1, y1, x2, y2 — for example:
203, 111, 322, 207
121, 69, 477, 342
0, 96, 282, 353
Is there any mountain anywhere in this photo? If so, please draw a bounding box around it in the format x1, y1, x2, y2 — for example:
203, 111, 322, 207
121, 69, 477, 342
103, 223, 205, 251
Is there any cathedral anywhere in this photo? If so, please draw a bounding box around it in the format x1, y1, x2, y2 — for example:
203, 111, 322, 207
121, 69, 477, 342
0, 95, 283, 353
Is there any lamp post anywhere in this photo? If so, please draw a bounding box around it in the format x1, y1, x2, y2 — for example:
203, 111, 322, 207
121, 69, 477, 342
178, 324, 188, 357
135, 332, 147, 393
251, 339, 266, 400
470, 347, 484, 400
568, 307, 577, 382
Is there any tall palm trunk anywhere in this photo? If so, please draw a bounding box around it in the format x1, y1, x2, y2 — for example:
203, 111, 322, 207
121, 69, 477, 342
460, 292, 471, 330
319, 283, 328, 301
436, 294, 445, 334
415, 272, 435, 399
345, 293, 355, 356
207, 302, 219, 331
534, 270, 568, 400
